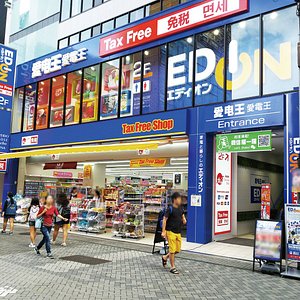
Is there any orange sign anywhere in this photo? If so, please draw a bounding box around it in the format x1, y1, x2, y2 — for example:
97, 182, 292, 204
130, 158, 168, 168
83, 165, 92, 179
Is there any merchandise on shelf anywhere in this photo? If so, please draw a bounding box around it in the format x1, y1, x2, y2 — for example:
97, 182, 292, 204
77, 207, 106, 233
112, 203, 144, 238
15, 195, 31, 223
103, 188, 119, 227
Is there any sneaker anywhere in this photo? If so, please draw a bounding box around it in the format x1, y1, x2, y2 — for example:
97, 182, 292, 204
61, 242, 66, 247
1, 230, 6, 234
51, 240, 56, 245
29, 243, 35, 248
34, 247, 41, 255
8, 232, 13, 235
47, 253, 54, 259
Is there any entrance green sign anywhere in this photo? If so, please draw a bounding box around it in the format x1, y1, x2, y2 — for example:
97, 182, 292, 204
216, 130, 272, 153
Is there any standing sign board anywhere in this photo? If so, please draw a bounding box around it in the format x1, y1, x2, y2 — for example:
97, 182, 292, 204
261, 184, 271, 220
214, 152, 232, 235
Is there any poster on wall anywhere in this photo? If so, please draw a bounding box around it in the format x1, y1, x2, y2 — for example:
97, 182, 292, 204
214, 152, 232, 235
254, 220, 282, 262
261, 184, 271, 220
250, 174, 269, 204
285, 204, 300, 261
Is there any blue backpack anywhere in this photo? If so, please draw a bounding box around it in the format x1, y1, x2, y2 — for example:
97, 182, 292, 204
158, 205, 173, 229
5, 199, 17, 215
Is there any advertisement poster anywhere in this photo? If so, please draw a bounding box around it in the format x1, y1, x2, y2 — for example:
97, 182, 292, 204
285, 204, 300, 261
214, 152, 232, 235
261, 184, 271, 220
250, 174, 269, 204
254, 220, 282, 262
216, 131, 272, 153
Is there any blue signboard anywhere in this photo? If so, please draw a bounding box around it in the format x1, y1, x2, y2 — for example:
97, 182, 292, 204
201, 95, 284, 132
0, 44, 17, 110
10, 110, 187, 149
0, 110, 11, 153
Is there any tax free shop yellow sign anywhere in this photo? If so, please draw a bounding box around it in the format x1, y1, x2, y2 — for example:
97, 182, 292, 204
122, 119, 174, 134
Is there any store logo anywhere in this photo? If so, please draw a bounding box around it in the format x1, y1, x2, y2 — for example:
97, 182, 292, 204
217, 173, 224, 185
0, 48, 15, 83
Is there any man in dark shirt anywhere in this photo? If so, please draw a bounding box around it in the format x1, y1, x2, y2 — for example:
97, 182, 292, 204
162, 192, 186, 274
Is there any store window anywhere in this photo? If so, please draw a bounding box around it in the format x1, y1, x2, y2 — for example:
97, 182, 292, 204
58, 38, 68, 49
81, 29, 91, 41
226, 18, 259, 101
50, 75, 66, 128
70, 33, 80, 45
92, 25, 101, 37
82, 65, 100, 123
116, 14, 128, 28
23, 84, 37, 132
130, 8, 144, 22
121, 53, 142, 117
82, 0, 93, 11
94, 0, 103, 6
71, 0, 82, 16
162, 0, 179, 10
263, 7, 298, 95
12, 88, 24, 133
195, 28, 224, 105
142, 46, 166, 114
36, 80, 51, 130
100, 59, 120, 120
61, 0, 71, 21
102, 19, 114, 34
145, 1, 161, 16
65, 71, 82, 125
167, 37, 193, 110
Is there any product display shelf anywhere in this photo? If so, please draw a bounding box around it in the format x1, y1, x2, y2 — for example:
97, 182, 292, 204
122, 189, 143, 204
15, 196, 31, 223
77, 207, 106, 233
112, 203, 144, 239
103, 188, 119, 228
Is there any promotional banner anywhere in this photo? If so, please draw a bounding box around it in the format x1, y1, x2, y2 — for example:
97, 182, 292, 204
216, 130, 272, 153
254, 220, 282, 262
44, 162, 77, 170
214, 152, 232, 235
250, 174, 269, 204
261, 184, 271, 219
53, 171, 73, 178
130, 158, 168, 168
285, 204, 300, 261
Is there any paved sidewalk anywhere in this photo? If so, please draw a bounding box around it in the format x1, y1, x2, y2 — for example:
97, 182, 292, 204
0, 227, 298, 299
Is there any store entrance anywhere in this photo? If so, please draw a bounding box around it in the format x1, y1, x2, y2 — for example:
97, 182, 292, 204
22, 137, 189, 241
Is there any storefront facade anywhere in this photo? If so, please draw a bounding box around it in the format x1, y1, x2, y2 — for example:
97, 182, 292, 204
1, 0, 299, 244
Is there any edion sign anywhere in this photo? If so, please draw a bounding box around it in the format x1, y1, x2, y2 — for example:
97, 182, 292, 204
99, 0, 248, 56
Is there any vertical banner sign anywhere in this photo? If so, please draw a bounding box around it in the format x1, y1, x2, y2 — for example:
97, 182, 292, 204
285, 204, 300, 261
0, 44, 17, 173
214, 152, 232, 235
83, 164, 92, 186
261, 184, 271, 219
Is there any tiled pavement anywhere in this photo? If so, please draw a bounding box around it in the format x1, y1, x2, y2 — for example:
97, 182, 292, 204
0, 227, 299, 299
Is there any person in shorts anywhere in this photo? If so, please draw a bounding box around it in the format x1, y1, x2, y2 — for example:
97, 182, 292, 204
1, 192, 17, 235
161, 192, 186, 275
27, 197, 40, 247
52, 193, 71, 247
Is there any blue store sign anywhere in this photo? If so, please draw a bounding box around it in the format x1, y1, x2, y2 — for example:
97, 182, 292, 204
0, 110, 11, 153
201, 95, 284, 132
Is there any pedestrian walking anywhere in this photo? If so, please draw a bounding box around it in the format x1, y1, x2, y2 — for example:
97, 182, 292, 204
27, 197, 40, 247
34, 195, 68, 259
52, 193, 71, 247
161, 192, 187, 274
1, 192, 17, 235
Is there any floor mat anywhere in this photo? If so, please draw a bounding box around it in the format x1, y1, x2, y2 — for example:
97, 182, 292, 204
218, 238, 254, 247
60, 255, 111, 265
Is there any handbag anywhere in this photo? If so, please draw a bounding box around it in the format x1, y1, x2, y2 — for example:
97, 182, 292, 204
35, 217, 43, 229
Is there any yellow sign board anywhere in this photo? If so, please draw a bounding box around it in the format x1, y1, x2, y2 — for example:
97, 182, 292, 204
130, 158, 168, 168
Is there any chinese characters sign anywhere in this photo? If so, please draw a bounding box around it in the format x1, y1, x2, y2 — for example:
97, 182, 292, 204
0, 44, 16, 110
99, 0, 248, 56
203, 95, 284, 132
31, 48, 88, 79
214, 152, 232, 235
216, 130, 272, 153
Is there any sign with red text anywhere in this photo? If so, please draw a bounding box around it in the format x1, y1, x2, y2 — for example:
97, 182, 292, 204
214, 152, 232, 235
261, 184, 271, 220
0, 159, 7, 172
21, 135, 38, 146
99, 0, 248, 56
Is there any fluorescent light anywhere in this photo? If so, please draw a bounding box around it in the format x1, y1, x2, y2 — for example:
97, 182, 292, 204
270, 12, 278, 20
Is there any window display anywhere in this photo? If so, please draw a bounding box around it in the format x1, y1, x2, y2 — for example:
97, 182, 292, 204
142, 46, 166, 114
23, 84, 37, 132
36, 80, 50, 130
50, 75, 66, 128
100, 59, 120, 120
82, 65, 99, 123
120, 53, 142, 117
12, 88, 24, 133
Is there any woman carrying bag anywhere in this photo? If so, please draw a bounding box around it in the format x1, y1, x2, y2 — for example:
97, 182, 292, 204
34, 195, 68, 259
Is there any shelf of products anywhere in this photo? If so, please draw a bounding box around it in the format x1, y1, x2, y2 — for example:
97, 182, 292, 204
77, 207, 106, 233
103, 188, 119, 227
112, 203, 144, 238
14, 194, 31, 223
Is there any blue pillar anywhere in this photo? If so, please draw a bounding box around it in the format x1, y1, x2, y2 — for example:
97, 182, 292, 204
187, 108, 213, 244
2, 159, 19, 210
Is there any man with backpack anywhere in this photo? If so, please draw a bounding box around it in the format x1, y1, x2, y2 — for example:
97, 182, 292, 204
161, 192, 186, 274
1, 192, 17, 235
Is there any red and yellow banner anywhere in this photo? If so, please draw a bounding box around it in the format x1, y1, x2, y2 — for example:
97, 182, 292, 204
130, 158, 168, 168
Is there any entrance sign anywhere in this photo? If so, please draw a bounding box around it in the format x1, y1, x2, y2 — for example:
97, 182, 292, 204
216, 130, 272, 153
261, 184, 271, 220
214, 152, 232, 235
203, 95, 284, 132
130, 158, 168, 168
99, 0, 248, 56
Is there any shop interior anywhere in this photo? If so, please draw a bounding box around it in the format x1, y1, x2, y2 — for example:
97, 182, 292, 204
16, 137, 189, 243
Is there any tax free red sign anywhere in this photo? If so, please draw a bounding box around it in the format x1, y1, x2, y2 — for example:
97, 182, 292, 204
99, 0, 248, 56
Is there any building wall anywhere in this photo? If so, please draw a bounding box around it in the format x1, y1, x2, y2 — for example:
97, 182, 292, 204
0, 2, 7, 44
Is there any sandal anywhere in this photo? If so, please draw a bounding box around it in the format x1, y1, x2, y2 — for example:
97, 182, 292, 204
170, 268, 179, 274
162, 256, 167, 268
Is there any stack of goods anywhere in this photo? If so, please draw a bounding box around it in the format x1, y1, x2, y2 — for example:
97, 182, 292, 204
112, 203, 144, 238
78, 209, 89, 231
77, 207, 106, 233
15, 196, 31, 223
69, 203, 79, 230
103, 188, 119, 228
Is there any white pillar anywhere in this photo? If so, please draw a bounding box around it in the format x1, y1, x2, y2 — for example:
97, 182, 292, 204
92, 164, 106, 189
17, 158, 26, 195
